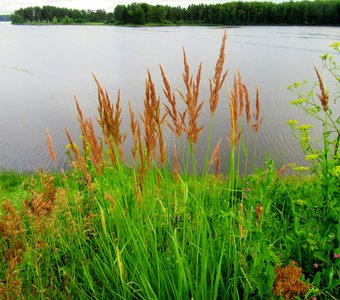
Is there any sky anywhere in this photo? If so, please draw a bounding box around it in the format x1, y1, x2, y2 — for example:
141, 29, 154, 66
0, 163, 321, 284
0, 0, 286, 15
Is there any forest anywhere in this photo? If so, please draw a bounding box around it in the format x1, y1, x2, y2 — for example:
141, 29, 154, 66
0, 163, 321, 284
11, 6, 112, 24
0, 15, 11, 21
11, 1, 340, 26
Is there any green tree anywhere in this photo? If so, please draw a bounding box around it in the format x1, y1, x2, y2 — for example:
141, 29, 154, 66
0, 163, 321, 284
11, 12, 24, 24
114, 4, 127, 23
61, 16, 74, 24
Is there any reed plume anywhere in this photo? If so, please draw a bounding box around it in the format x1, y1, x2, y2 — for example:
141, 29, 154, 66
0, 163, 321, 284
75, 96, 103, 175
45, 127, 57, 164
129, 101, 139, 161
243, 84, 251, 124
238, 70, 244, 117
178, 48, 204, 148
94, 74, 126, 163
83, 118, 104, 175
65, 128, 82, 164
314, 67, 329, 112
72, 102, 104, 176
151, 71, 167, 166
137, 123, 145, 193
75, 96, 87, 152
142, 71, 160, 165
65, 128, 92, 187
160, 65, 186, 138
227, 73, 243, 148
251, 88, 264, 134
276, 163, 293, 177
209, 138, 222, 180
209, 30, 228, 114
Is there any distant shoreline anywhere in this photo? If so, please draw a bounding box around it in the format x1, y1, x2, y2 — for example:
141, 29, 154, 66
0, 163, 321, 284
9, 22, 340, 28
11, 2, 340, 27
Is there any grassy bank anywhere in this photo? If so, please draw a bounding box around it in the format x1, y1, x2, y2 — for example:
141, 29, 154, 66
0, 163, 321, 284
0, 172, 32, 207
0, 34, 339, 299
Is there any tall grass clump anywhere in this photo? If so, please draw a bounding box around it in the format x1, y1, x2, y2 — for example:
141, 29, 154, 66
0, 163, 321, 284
0, 33, 339, 299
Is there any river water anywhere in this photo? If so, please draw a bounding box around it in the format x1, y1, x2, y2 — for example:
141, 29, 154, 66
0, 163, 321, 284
0, 23, 339, 172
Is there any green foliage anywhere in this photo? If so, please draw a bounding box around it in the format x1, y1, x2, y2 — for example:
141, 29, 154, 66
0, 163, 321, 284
113, 1, 340, 26
287, 44, 340, 297
60, 16, 74, 25
288, 45, 340, 201
11, 6, 110, 24
0, 172, 31, 211
2, 160, 338, 298
11, 1, 340, 26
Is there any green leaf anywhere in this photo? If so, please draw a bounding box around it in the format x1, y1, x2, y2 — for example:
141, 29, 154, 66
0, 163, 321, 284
312, 272, 321, 287
320, 54, 328, 60
314, 252, 329, 263
266, 264, 275, 290
329, 42, 340, 49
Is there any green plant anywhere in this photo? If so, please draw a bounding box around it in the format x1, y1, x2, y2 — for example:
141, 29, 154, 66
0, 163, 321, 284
287, 42, 340, 297
288, 42, 340, 201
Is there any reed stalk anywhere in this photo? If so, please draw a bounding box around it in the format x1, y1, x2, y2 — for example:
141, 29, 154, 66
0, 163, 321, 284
45, 127, 57, 165
251, 88, 263, 172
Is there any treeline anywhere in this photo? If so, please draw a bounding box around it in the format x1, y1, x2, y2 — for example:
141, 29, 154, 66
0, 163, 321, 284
11, 6, 113, 24
114, 1, 340, 25
0, 15, 11, 21
11, 1, 340, 26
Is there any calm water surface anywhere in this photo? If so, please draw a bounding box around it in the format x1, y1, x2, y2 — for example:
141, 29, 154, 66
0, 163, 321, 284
0, 23, 339, 171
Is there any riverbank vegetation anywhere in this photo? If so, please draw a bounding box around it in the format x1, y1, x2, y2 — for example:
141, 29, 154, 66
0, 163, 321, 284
11, 0, 340, 26
0, 33, 339, 299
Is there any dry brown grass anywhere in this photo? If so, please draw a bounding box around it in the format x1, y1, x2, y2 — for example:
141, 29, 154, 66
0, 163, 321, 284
0, 201, 26, 298
24, 172, 56, 218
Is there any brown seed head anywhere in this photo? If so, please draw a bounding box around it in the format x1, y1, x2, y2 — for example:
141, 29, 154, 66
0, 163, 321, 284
160, 65, 184, 137
251, 87, 264, 134
314, 67, 329, 112
209, 29, 228, 114
46, 128, 56, 164
209, 138, 222, 181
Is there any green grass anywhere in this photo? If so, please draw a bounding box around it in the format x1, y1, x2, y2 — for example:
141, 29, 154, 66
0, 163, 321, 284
0, 171, 32, 207
0, 165, 339, 299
